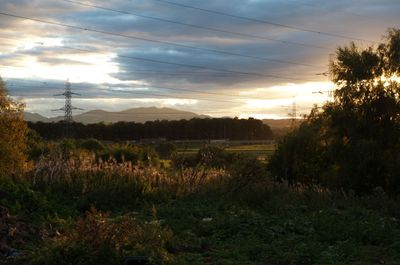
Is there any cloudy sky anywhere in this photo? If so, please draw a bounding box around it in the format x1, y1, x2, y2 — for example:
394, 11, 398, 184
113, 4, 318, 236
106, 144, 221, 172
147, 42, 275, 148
0, 0, 398, 118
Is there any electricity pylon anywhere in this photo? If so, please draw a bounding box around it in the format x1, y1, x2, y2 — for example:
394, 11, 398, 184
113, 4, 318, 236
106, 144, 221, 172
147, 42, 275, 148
53, 79, 82, 138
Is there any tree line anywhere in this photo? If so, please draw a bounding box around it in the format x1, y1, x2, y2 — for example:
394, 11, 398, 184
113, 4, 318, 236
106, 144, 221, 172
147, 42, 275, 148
28, 117, 273, 141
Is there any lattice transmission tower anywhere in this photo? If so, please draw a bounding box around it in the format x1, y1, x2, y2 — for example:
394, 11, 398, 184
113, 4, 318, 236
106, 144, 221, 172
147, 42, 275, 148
53, 79, 82, 138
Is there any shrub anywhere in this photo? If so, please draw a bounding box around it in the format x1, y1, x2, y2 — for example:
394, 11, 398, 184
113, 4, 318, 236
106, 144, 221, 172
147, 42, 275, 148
171, 146, 229, 170
155, 143, 177, 159
268, 114, 325, 186
78, 138, 105, 153
227, 155, 268, 193
29, 208, 174, 265
58, 138, 77, 156
196, 145, 229, 169
26, 129, 54, 161
99, 144, 159, 166
0, 178, 54, 218
110, 146, 140, 164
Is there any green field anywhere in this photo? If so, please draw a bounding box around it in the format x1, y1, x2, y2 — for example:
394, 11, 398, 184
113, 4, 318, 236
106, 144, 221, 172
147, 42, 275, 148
175, 142, 276, 160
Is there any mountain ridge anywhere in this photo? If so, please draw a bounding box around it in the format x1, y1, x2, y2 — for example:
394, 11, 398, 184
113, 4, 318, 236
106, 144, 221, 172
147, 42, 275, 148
24, 107, 208, 124
24, 108, 296, 134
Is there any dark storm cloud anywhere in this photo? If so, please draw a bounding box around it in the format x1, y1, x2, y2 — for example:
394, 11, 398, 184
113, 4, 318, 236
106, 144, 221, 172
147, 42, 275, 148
110, 36, 328, 95
58, 0, 394, 89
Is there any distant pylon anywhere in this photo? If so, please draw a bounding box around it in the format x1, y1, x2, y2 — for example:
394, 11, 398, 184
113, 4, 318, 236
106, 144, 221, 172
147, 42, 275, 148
289, 98, 297, 128
53, 79, 82, 138
292, 99, 297, 121
328, 53, 335, 98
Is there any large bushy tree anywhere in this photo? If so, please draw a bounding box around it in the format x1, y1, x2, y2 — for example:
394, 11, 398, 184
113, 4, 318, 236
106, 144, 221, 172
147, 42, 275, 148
0, 77, 28, 176
269, 28, 400, 194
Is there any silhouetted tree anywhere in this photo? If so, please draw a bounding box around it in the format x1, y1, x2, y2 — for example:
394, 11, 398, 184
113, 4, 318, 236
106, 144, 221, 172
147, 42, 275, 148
269, 28, 400, 194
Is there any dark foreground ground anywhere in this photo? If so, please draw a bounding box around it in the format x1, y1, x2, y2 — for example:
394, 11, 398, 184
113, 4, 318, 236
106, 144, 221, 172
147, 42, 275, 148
1, 175, 400, 265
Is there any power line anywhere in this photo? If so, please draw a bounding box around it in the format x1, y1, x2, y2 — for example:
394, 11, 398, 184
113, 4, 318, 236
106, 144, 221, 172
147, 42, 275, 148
121, 84, 266, 101
4, 43, 319, 83
7, 83, 247, 104
31, 109, 289, 116
48, 113, 233, 115
152, 0, 378, 43
61, 0, 331, 51
6, 83, 245, 104
61, 45, 317, 82
113, 70, 318, 78
0, 11, 324, 70
5, 77, 308, 102
293, 2, 384, 24
114, 69, 316, 77
0, 41, 320, 79
25, 110, 292, 119
6, 75, 296, 112
115, 89, 314, 108
13, 82, 312, 117
8, 81, 299, 106
0, 64, 252, 78
0, 58, 306, 78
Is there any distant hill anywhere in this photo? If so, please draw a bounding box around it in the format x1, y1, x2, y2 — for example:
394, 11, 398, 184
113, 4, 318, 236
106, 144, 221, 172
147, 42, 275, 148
262, 119, 293, 129
263, 119, 302, 138
24, 112, 49, 123
25, 107, 208, 124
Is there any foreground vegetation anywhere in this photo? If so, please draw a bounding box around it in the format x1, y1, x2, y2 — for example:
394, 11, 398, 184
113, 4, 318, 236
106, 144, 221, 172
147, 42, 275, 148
1, 138, 400, 265
2, 150, 400, 265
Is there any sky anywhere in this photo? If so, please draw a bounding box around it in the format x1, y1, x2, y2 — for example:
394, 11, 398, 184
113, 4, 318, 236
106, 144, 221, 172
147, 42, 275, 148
0, 0, 398, 119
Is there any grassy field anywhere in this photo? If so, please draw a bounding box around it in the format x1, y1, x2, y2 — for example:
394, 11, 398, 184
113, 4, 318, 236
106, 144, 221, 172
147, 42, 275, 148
150, 190, 400, 265
175, 142, 276, 160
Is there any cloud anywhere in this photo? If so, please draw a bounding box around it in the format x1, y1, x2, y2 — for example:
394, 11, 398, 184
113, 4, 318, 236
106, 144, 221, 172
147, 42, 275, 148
0, 0, 398, 117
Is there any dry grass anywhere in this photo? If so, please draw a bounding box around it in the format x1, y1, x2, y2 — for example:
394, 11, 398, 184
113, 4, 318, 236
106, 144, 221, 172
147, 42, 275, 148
27, 150, 227, 200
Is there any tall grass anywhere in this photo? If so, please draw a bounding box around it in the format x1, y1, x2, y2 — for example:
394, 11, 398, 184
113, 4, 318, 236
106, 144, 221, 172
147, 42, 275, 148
23, 149, 228, 211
